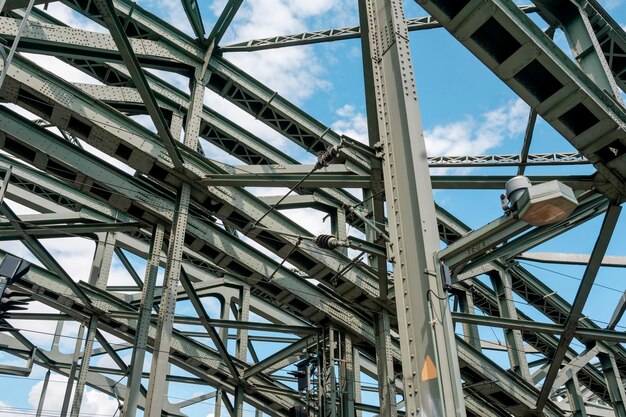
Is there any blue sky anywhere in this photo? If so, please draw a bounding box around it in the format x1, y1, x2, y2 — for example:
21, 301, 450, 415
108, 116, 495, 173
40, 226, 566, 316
1, 0, 626, 416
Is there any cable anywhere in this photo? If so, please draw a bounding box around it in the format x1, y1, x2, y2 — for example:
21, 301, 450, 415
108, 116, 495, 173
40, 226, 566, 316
266, 236, 302, 282
0, 404, 118, 417
519, 261, 624, 294
252, 165, 321, 228
0, 370, 382, 399
1, 9, 616, 408
462, 303, 589, 351
426, 289, 452, 301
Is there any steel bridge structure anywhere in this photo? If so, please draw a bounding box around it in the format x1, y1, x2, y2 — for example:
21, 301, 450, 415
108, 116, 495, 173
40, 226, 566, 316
0, 0, 625, 416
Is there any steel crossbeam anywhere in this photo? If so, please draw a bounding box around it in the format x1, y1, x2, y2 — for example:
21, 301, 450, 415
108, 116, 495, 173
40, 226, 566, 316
219, 5, 538, 52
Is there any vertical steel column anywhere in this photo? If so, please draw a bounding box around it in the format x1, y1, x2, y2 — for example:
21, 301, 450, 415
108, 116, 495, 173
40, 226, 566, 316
51, 321, 63, 354
236, 286, 250, 362
89, 233, 115, 288
215, 302, 230, 417
323, 327, 337, 417
69, 233, 114, 417
456, 290, 481, 351
234, 386, 245, 417
358, 0, 398, 410
69, 315, 98, 417
214, 388, 224, 417
170, 112, 184, 140
331, 208, 348, 257
144, 183, 191, 416
598, 352, 626, 417
353, 346, 363, 417
35, 368, 51, 417
144, 46, 207, 414
488, 269, 531, 381
374, 313, 397, 417
340, 333, 356, 417
565, 375, 587, 417
359, 0, 465, 415
123, 224, 165, 417
234, 287, 247, 417
60, 324, 85, 416
0, 167, 11, 206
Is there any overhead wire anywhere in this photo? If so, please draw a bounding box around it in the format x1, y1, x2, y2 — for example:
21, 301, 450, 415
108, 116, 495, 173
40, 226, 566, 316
518, 260, 625, 294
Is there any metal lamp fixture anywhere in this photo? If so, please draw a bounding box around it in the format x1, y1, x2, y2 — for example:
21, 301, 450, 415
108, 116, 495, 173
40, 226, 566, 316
503, 176, 579, 226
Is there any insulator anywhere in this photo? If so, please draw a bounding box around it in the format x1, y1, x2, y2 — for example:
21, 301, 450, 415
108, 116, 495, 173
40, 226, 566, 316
315, 146, 340, 169
315, 234, 338, 250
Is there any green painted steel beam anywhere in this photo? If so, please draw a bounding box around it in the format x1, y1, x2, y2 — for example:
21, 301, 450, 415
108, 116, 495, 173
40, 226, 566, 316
0, 16, 197, 71
199, 173, 372, 188
457, 193, 609, 274
0, 0, 620, 412
0, 11, 475, 244
0, 52, 385, 309
517, 251, 626, 268
92, 0, 185, 171
219, 5, 538, 52
181, 0, 205, 39
107, 312, 321, 334
207, 0, 243, 44
0, 221, 143, 239
451, 312, 626, 343
461, 278, 612, 403
535, 204, 621, 412
198, 174, 594, 189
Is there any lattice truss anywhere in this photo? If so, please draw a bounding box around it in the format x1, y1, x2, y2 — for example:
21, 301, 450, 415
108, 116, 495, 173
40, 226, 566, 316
0, 0, 624, 416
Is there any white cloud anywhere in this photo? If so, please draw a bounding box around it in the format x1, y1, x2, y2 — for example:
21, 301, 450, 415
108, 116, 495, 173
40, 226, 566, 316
217, 0, 356, 104
27, 374, 120, 416
331, 104, 369, 143
203, 91, 288, 149
21, 53, 102, 85
331, 99, 530, 157
136, 0, 194, 35
0, 400, 17, 417
35, 3, 107, 33
227, 48, 331, 104
425, 99, 528, 156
